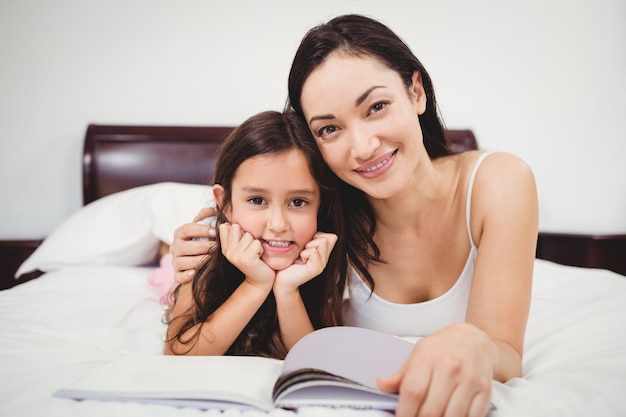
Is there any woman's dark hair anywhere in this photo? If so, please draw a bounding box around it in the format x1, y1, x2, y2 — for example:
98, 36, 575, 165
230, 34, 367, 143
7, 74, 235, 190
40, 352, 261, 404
286, 14, 451, 289
165, 110, 347, 359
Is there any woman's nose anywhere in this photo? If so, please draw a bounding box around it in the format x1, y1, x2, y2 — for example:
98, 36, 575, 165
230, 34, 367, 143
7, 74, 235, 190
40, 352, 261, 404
349, 125, 380, 160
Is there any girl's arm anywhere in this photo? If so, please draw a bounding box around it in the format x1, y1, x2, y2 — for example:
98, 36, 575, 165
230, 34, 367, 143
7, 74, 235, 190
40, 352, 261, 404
273, 285, 314, 350
166, 222, 276, 356
273, 232, 338, 349
164, 278, 272, 356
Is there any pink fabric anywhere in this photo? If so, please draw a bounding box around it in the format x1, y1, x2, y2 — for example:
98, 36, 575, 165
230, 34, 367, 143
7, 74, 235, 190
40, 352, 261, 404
148, 252, 177, 306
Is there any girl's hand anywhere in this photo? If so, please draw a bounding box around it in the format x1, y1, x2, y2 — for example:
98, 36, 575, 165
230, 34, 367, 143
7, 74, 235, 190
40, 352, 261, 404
377, 323, 496, 417
273, 232, 338, 294
219, 222, 275, 290
170, 207, 217, 284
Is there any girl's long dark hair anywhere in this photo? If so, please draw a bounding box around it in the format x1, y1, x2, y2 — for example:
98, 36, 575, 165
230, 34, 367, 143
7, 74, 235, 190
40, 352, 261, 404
165, 110, 347, 359
286, 14, 452, 289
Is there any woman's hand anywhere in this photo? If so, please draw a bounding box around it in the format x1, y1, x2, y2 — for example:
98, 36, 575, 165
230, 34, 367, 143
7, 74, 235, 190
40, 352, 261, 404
170, 207, 217, 284
273, 232, 338, 294
219, 222, 275, 290
377, 322, 496, 417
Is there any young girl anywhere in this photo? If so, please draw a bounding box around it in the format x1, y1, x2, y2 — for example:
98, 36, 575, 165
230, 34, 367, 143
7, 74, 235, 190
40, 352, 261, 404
164, 110, 347, 359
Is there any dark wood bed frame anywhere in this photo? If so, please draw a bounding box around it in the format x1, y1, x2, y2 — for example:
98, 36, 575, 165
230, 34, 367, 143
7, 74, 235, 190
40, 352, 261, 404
1, 125, 624, 290
82, 124, 235, 205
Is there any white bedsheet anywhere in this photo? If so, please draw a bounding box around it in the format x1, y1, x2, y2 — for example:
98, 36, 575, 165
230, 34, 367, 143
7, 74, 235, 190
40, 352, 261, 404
1, 260, 625, 417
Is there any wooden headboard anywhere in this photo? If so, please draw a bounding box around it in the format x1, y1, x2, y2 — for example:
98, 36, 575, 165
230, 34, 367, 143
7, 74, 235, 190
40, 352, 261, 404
82, 124, 235, 205
82, 124, 477, 205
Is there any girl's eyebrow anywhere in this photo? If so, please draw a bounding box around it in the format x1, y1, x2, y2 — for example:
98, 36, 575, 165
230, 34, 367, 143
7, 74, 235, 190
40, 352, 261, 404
288, 189, 317, 196
308, 85, 386, 125
241, 186, 317, 196
241, 186, 263, 192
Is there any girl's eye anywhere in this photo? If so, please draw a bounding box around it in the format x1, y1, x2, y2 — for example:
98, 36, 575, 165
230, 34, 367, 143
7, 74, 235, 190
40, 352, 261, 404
317, 125, 338, 138
289, 198, 308, 208
368, 101, 388, 115
249, 197, 266, 206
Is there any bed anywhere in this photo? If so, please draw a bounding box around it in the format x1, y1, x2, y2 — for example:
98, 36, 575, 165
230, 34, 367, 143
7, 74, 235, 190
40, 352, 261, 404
1, 124, 625, 417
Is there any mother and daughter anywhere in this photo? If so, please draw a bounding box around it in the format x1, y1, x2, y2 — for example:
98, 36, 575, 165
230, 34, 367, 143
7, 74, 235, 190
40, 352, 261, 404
164, 14, 538, 417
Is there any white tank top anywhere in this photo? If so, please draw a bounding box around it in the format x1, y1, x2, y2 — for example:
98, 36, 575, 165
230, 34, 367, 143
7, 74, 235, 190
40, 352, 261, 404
343, 152, 491, 337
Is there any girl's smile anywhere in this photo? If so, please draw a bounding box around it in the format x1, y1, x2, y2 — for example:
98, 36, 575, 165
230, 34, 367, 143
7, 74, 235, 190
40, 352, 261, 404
262, 239, 293, 249
216, 149, 321, 271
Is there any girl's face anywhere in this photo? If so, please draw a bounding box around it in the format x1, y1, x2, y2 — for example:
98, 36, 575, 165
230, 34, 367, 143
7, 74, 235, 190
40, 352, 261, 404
300, 53, 428, 200
217, 149, 320, 271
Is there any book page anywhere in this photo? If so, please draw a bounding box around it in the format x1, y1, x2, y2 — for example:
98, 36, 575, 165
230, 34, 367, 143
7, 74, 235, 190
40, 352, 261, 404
280, 326, 414, 389
55, 354, 283, 411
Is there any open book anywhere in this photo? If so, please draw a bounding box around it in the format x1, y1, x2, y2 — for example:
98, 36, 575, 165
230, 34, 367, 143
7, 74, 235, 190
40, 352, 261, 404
55, 326, 415, 411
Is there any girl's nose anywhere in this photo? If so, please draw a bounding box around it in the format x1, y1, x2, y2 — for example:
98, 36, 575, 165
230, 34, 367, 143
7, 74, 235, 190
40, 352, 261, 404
267, 207, 289, 233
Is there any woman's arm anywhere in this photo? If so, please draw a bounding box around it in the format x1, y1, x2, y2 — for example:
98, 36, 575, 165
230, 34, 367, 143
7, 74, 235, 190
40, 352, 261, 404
467, 151, 538, 381
170, 207, 217, 284
378, 152, 538, 417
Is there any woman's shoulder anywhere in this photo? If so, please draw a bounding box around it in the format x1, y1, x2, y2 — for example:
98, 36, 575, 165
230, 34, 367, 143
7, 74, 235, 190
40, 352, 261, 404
452, 151, 538, 247
473, 151, 535, 186
467, 151, 537, 224
436, 151, 536, 207
447, 150, 534, 182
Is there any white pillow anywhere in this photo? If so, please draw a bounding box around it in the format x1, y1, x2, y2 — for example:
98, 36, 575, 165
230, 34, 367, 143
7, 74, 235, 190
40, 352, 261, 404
15, 182, 214, 277
149, 182, 215, 244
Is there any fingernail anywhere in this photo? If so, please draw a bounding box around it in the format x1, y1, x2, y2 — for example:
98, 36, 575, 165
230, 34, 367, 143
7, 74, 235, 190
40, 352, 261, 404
208, 228, 216, 236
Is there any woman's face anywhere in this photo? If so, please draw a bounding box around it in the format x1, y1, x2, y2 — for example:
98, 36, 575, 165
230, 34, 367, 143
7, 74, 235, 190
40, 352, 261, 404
217, 149, 320, 271
300, 53, 427, 199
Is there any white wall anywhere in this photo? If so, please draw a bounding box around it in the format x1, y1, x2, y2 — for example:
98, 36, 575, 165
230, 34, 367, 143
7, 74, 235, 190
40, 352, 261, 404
1, 0, 625, 239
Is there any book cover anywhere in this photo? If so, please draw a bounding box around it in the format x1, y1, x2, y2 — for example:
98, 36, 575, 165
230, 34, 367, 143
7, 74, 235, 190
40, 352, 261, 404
55, 326, 415, 411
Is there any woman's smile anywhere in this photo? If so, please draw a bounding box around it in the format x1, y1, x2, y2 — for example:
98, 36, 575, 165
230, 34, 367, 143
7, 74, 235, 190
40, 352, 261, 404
355, 150, 397, 178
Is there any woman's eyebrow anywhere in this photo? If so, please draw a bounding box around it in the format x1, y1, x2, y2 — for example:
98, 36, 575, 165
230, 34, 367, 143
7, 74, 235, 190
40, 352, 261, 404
308, 85, 387, 125
309, 114, 334, 125
355, 86, 385, 107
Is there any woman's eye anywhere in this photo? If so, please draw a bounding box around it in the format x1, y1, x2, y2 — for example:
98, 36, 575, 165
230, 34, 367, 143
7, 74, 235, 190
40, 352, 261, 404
317, 125, 337, 138
249, 197, 266, 206
289, 199, 308, 208
369, 101, 387, 115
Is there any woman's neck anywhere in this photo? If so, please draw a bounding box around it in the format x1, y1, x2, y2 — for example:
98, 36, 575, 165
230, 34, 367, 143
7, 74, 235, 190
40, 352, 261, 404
368, 155, 457, 233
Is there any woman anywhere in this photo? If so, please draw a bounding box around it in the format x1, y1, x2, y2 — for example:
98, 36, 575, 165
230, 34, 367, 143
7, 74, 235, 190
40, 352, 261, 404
171, 14, 538, 417
165, 110, 347, 359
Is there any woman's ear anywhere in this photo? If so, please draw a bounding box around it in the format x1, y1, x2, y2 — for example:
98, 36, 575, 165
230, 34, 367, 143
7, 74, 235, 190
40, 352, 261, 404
411, 70, 427, 115
212, 184, 230, 218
